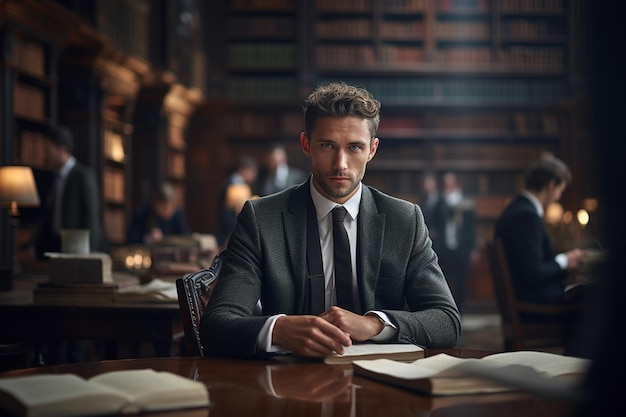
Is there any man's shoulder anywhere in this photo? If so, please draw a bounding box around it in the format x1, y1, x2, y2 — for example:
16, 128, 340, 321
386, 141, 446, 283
364, 185, 418, 215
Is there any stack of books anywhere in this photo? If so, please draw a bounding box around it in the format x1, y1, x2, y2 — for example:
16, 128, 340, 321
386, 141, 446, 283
34, 252, 142, 305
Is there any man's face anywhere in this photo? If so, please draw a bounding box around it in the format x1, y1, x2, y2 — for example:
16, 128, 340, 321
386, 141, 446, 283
154, 200, 176, 220
300, 116, 378, 204
43, 141, 65, 172
548, 180, 567, 205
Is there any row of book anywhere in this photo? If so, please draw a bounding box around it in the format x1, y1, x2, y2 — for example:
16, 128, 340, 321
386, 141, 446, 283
231, 0, 294, 11
224, 77, 569, 103
104, 207, 126, 245
227, 77, 297, 102
319, 78, 569, 104
316, 45, 564, 69
13, 82, 46, 120
228, 44, 296, 69
501, 19, 566, 39
103, 167, 125, 204
228, 16, 295, 38
9, 35, 46, 77
379, 111, 560, 135
19, 130, 47, 168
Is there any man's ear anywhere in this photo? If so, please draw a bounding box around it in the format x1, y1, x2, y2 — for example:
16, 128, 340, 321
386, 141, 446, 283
367, 137, 379, 162
300, 132, 311, 158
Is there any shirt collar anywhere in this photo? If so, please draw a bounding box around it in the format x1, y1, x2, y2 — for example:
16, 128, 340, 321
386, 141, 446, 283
59, 156, 76, 178
521, 190, 543, 217
309, 179, 362, 221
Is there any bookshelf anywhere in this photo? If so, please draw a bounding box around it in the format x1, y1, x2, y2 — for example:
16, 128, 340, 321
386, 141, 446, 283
131, 79, 202, 219
5, 30, 55, 171
0, 0, 73, 268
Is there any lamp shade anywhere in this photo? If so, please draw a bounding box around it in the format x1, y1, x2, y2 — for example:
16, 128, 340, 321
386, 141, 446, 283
0, 166, 40, 210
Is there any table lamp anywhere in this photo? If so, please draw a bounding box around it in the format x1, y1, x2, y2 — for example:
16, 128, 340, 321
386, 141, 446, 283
0, 166, 40, 290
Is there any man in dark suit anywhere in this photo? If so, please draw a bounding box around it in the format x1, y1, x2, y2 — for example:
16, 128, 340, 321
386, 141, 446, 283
256, 142, 308, 196
29, 125, 108, 364
30, 125, 108, 260
201, 82, 461, 358
436, 171, 478, 313
494, 156, 586, 307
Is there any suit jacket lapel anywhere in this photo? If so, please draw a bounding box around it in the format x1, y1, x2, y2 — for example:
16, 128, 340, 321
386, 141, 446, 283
357, 186, 385, 312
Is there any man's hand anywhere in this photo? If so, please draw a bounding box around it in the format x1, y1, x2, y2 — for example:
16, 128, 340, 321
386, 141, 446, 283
272, 315, 352, 357
565, 248, 585, 270
320, 307, 384, 342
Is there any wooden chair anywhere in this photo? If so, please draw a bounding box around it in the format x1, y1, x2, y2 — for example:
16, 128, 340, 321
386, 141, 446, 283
486, 239, 583, 352
175, 252, 222, 356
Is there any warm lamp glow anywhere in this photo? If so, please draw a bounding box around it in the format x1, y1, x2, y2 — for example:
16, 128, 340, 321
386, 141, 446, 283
225, 184, 253, 214
563, 211, 573, 224
577, 209, 590, 227
0, 166, 40, 215
545, 202, 563, 224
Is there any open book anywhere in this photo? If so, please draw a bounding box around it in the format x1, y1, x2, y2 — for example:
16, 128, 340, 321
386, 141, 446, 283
324, 343, 424, 365
0, 369, 209, 417
353, 350, 591, 396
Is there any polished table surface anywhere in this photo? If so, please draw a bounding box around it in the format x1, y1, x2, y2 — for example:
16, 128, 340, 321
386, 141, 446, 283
0, 350, 574, 417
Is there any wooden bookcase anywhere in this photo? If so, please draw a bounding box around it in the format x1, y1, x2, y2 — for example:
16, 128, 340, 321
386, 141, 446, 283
131, 77, 202, 217
0, 0, 76, 267
196, 0, 588, 309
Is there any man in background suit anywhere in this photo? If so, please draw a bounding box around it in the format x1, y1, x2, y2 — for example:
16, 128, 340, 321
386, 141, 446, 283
201, 82, 460, 358
436, 171, 478, 313
256, 142, 307, 196
494, 156, 586, 307
30, 125, 108, 261
29, 125, 107, 363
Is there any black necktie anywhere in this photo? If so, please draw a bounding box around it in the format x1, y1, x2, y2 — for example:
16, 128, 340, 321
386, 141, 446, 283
332, 206, 354, 311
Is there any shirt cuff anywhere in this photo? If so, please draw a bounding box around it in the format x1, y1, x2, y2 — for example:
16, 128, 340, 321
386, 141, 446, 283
258, 314, 290, 354
555, 253, 568, 269
365, 311, 397, 342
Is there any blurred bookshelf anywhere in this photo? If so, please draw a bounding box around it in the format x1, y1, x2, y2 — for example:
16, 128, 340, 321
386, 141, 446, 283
196, 0, 588, 309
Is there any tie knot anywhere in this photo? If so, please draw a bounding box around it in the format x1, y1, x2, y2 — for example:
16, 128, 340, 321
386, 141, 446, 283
332, 206, 347, 223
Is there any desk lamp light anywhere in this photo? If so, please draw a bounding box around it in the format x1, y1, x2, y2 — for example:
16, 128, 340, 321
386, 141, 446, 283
0, 166, 40, 290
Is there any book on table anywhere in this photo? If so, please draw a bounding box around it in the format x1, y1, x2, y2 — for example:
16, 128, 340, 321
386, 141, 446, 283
0, 368, 209, 417
323, 343, 424, 365
352, 350, 591, 396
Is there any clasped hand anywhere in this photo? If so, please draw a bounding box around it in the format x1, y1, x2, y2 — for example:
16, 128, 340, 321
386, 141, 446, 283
272, 307, 384, 358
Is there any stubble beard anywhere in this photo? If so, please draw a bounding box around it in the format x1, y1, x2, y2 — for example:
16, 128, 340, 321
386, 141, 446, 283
312, 171, 360, 201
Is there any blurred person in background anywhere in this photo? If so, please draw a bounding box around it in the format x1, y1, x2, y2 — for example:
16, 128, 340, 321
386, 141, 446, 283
127, 182, 191, 245
436, 171, 478, 313
29, 125, 108, 261
216, 154, 259, 249
256, 142, 307, 196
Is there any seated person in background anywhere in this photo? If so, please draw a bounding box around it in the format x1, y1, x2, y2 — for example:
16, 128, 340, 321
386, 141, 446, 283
494, 156, 592, 356
495, 155, 586, 307
200, 82, 461, 359
127, 182, 191, 244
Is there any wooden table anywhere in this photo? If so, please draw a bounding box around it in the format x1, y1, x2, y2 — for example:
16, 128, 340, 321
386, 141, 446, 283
0, 350, 575, 417
0, 277, 183, 365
